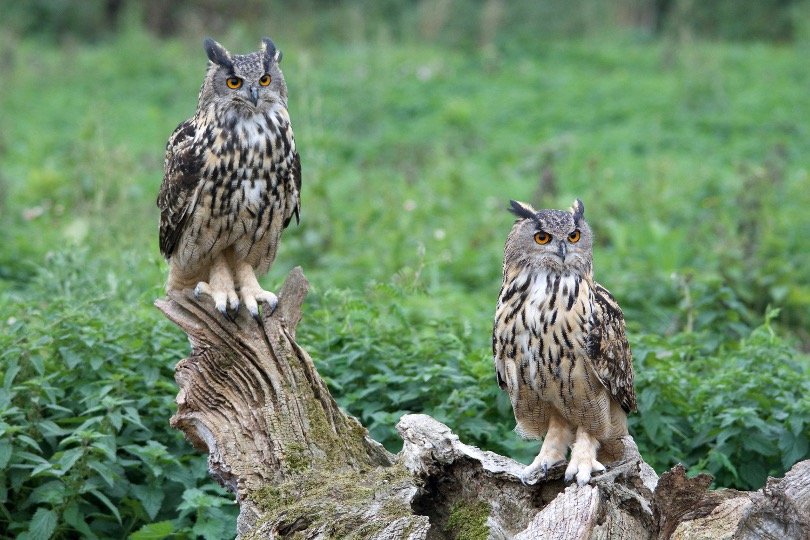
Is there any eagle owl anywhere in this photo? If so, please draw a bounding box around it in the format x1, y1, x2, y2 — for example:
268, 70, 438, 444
157, 37, 300, 318
493, 199, 636, 485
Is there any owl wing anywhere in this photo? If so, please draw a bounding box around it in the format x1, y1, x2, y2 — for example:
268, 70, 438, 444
587, 283, 637, 414
283, 150, 301, 228
157, 120, 203, 258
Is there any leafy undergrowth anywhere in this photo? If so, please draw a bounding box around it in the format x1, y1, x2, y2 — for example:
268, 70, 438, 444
0, 252, 237, 539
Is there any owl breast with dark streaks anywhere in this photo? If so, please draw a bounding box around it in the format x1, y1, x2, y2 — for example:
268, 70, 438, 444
493, 199, 636, 486
157, 37, 301, 320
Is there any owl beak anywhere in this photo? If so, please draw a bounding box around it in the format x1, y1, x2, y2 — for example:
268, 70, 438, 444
557, 240, 567, 260
249, 86, 259, 106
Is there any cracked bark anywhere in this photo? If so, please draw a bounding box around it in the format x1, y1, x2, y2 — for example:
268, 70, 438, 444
156, 267, 810, 539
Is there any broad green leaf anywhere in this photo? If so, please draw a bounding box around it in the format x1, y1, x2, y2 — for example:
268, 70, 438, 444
90, 436, 117, 461
58, 347, 82, 369
29, 462, 55, 478
0, 440, 12, 469
193, 513, 231, 540
109, 410, 123, 431
54, 447, 84, 476
28, 481, 65, 505
16, 434, 43, 452
28, 355, 46, 376
129, 520, 175, 540
0, 390, 14, 410
3, 360, 21, 390
86, 459, 117, 487
37, 420, 70, 438
782, 434, 809, 470
739, 461, 768, 490
63, 502, 98, 539
86, 488, 122, 524
132, 483, 165, 520
27, 507, 57, 540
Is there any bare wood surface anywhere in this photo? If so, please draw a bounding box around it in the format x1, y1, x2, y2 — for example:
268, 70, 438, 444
657, 461, 810, 540
156, 267, 810, 539
155, 267, 390, 501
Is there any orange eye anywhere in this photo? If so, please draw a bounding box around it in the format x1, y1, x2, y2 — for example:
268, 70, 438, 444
226, 77, 242, 89
534, 231, 551, 245
259, 74, 271, 86
568, 230, 581, 243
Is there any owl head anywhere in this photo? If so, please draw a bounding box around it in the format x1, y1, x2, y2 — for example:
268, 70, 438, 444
503, 199, 593, 276
198, 37, 288, 114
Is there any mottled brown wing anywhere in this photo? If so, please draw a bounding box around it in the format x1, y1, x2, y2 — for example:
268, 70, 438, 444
587, 283, 637, 413
283, 150, 301, 228
156, 120, 202, 258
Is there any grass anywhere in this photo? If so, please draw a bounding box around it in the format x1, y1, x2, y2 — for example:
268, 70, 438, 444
1, 16, 809, 539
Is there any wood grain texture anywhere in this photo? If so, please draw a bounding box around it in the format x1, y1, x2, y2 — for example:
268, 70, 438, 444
155, 267, 391, 501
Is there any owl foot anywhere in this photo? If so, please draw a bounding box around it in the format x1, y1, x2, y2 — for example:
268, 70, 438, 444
520, 457, 565, 485
233, 261, 278, 321
521, 446, 567, 485
520, 414, 575, 485
564, 428, 605, 486
239, 288, 278, 321
191, 255, 240, 319
194, 281, 240, 320
564, 455, 605, 486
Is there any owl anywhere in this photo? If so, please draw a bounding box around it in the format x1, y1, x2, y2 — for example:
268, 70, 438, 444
493, 199, 636, 486
157, 37, 300, 319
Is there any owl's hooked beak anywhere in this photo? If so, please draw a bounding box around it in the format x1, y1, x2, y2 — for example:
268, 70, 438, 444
556, 240, 567, 260
249, 86, 259, 106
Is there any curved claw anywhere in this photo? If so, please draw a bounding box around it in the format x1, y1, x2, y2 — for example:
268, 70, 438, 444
519, 472, 530, 487
564, 471, 574, 484
519, 465, 543, 486
220, 306, 237, 322
240, 290, 278, 321
264, 296, 279, 316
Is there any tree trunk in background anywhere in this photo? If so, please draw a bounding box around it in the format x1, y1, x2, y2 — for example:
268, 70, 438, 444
155, 268, 810, 539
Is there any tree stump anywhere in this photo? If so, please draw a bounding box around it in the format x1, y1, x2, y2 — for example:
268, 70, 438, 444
156, 268, 810, 539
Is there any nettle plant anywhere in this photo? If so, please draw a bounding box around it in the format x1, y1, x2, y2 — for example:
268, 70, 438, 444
0, 252, 237, 539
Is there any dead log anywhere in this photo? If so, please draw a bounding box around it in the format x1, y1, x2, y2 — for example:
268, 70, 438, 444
155, 267, 810, 539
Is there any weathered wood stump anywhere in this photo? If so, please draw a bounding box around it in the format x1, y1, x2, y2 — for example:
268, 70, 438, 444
156, 268, 810, 539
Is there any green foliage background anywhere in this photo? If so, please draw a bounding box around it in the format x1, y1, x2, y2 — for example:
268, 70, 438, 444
1, 1, 809, 538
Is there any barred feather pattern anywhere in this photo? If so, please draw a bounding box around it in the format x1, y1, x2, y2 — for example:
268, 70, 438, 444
493, 262, 636, 442
157, 102, 300, 289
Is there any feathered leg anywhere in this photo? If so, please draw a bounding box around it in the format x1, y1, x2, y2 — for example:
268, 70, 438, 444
194, 253, 240, 318
521, 413, 574, 484
564, 426, 605, 486
232, 259, 278, 320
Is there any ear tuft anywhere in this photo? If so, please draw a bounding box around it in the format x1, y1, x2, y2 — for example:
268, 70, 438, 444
203, 37, 233, 69
508, 200, 537, 221
261, 37, 281, 71
571, 198, 585, 224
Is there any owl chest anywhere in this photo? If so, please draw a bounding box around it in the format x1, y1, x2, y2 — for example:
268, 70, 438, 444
199, 121, 289, 217
498, 272, 595, 394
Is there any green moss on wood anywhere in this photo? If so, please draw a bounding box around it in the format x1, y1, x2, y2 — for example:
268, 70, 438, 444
283, 442, 310, 474
445, 500, 491, 540
250, 462, 416, 539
